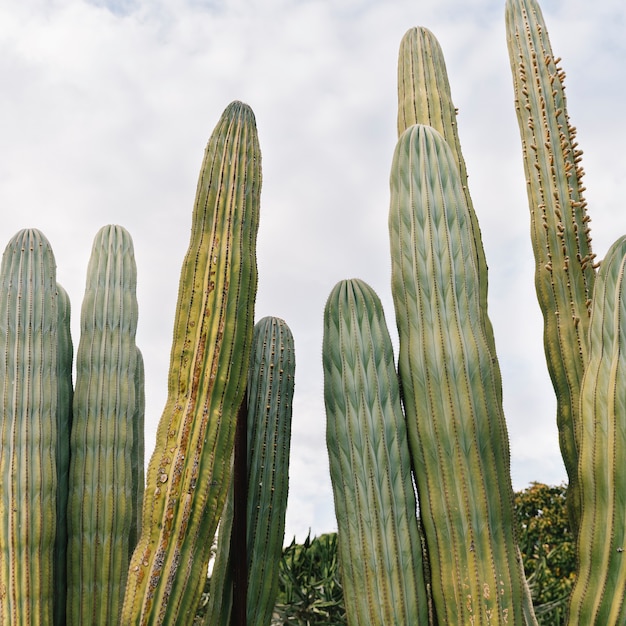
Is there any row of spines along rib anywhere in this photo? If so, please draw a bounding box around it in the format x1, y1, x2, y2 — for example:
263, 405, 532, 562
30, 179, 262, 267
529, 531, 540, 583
566, 235, 626, 623
389, 124, 532, 625
121, 100, 261, 625
323, 278, 430, 625
0, 229, 72, 625
67, 224, 143, 625
204, 315, 295, 626
505, 0, 595, 531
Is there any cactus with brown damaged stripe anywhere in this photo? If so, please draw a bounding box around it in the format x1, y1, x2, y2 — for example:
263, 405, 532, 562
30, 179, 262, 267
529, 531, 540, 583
0, 228, 72, 626
120, 100, 261, 625
67, 224, 144, 625
505, 0, 595, 532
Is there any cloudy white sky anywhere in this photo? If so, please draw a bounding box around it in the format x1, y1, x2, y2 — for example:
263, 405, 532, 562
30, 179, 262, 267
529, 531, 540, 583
1, 0, 625, 544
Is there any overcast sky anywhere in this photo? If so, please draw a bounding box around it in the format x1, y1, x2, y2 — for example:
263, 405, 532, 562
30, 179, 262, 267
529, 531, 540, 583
1, 0, 625, 544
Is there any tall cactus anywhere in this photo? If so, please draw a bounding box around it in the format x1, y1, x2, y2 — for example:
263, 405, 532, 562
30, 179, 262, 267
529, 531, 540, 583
67, 224, 143, 625
566, 235, 626, 624
204, 315, 295, 626
0, 228, 72, 625
323, 278, 430, 625
397, 26, 498, 377
121, 100, 261, 625
505, 0, 595, 531
389, 124, 534, 625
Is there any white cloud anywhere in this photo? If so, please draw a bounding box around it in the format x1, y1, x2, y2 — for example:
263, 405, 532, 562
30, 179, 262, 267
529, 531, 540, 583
1, 0, 625, 546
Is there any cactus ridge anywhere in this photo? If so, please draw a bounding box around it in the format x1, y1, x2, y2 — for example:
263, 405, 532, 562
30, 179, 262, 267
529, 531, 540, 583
0, 228, 68, 625
505, 0, 595, 529
567, 235, 626, 624
121, 100, 261, 625
323, 278, 429, 625
389, 125, 529, 624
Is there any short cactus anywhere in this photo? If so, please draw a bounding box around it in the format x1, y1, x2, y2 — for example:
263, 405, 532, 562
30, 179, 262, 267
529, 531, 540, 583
323, 278, 430, 625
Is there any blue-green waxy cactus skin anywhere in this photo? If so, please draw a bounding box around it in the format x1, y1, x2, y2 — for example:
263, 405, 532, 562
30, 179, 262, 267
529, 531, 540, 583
389, 124, 534, 625
323, 278, 430, 625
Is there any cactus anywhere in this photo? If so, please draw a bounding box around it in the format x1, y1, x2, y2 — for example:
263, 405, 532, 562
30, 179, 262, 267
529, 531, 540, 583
505, 0, 595, 531
120, 100, 261, 625
67, 224, 143, 625
397, 26, 498, 378
323, 278, 430, 625
389, 124, 533, 625
0, 228, 72, 625
204, 315, 295, 626
565, 235, 626, 623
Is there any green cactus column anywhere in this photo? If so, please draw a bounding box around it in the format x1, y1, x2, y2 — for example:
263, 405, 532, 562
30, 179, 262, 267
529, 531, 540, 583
389, 124, 534, 625
0, 228, 72, 626
121, 100, 261, 626
505, 0, 595, 531
397, 26, 498, 378
323, 278, 430, 625
67, 224, 143, 625
204, 316, 295, 626
567, 235, 626, 624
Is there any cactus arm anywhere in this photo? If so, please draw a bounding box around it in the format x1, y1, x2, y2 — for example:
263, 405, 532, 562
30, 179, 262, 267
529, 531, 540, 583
397, 27, 498, 378
323, 278, 430, 625
567, 235, 626, 624
505, 0, 595, 530
129, 346, 145, 560
121, 100, 261, 626
67, 224, 141, 625
389, 125, 532, 625
0, 229, 66, 625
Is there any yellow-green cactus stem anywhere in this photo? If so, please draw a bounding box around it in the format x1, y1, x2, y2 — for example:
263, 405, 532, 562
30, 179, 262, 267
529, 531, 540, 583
67, 224, 143, 625
389, 125, 534, 625
567, 235, 626, 624
204, 316, 295, 626
121, 100, 261, 625
505, 0, 595, 531
397, 27, 497, 377
0, 228, 72, 625
323, 278, 430, 625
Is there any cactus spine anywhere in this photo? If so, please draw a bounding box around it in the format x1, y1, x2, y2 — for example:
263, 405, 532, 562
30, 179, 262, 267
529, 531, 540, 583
0, 229, 72, 625
121, 100, 261, 625
505, 0, 595, 531
565, 235, 626, 623
205, 315, 295, 626
67, 224, 143, 625
389, 124, 532, 625
323, 278, 430, 625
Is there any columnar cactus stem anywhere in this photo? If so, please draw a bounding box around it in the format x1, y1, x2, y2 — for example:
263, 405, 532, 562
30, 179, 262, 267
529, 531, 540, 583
323, 278, 430, 625
121, 100, 261, 625
505, 0, 595, 530
567, 235, 626, 624
204, 316, 295, 626
67, 224, 143, 625
389, 125, 533, 625
397, 27, 497, 376
0, 228, 71, 625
